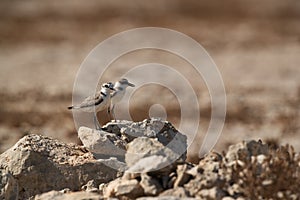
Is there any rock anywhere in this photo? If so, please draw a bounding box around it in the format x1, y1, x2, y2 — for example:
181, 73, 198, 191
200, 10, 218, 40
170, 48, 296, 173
166, 173, 177, 189
125, 137, 182, 173
2, 119, 297, 200
34, 190, 103, 200
197, 187, 226, 199
174, 164, 193, 187
227, 183, 243, 197
140, 173, 163, 196
127, 155, 174, 174
104, 118, 187, 160
103, 119, 159, 140
225, 140, 268, 163
186, 165, 200, 177
114, 179, 144, 198
97, 157, 127, 173
222, 197, 235, 200
0, 134, 119, 199
81, 180, 99, 193
159, 187, 190, 198
137, 196, 196, 200
104, 178, 144, 199
0, 170, 18, 200
104, 119, 167, 141
79, 118, 187, 163
184, 152, 225, 198
198, 152, 222, 175
103, 178, 120, 198
78, 126, 126, 160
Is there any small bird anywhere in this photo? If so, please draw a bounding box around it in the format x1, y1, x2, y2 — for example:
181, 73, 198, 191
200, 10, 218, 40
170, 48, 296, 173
109, 78, 135, 120
68, 82, 115, 130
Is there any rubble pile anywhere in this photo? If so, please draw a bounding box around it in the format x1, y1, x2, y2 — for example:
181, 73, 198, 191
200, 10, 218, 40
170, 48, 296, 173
0, 119, 299, 199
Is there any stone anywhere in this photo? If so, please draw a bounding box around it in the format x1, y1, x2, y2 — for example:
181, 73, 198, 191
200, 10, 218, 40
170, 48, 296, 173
0, 134, 118, 199
137, 196, 196, 200
125, 137, 182, 172
103, 178, 120, 198
115, 179, 144, 198
184, 152, 225, 198
0, 170, 18, 200
225, 140, 269, 163
159, 187, 190, 198
34, 190, 102, 200
174, 164, 193, 187
96, 157, 127, 173
81, 180, 99, 193
227, 183, 242, 196
140, 173, 163, 196
222, 197, 235, 200
197, 187, 225, 199
103, 119, 166, 141
186, 166, 200, 177
104, 118, 187, 160
127, 155, 174, 174
167, 173, 177, 189
78, 126, 126, 160
104, 178, 144, 199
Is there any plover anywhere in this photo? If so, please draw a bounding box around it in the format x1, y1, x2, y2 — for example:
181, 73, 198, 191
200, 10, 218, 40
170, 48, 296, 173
109, 78, 135, 120
68, 82, 115, 130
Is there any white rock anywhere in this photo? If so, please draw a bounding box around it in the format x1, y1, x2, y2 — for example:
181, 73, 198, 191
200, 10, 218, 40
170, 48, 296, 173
78, 126, 126, 159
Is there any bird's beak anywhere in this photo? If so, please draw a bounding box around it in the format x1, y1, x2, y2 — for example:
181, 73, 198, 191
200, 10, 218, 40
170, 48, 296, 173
111, 87, 116, 91
128, 82, 135, 87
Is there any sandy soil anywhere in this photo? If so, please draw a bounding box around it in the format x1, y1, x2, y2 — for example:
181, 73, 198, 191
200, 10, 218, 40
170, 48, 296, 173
0, 0, 299, 162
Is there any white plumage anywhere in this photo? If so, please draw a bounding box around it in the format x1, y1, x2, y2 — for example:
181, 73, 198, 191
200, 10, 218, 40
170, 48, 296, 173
110, 78, 135, 119
68, 82, 115, 129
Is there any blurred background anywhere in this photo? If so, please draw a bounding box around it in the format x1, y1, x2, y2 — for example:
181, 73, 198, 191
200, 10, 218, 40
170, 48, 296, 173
0, 0, 299, 162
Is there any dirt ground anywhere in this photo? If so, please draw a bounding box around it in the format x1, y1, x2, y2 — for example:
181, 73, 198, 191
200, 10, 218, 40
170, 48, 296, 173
0, 0, 299, 162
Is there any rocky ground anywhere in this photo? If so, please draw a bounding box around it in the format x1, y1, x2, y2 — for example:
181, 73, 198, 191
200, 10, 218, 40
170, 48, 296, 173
0, 1, 300, 160
1, 119, 299, 199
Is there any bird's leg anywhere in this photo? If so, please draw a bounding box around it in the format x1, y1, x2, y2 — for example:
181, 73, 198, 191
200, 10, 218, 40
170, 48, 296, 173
107, 106, 111, 121
93, 114, 98, 129
111, 105, 116, 121
93, 113, 102, 130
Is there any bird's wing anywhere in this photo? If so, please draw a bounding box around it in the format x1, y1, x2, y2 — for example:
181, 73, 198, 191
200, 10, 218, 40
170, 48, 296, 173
78, 94, 104, 108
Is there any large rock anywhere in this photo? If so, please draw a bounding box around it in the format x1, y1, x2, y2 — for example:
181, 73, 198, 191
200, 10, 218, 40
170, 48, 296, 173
78, 126, 126, 160
126, 137, 183, 173
0, 169, 18, 200
184, 151, 225, 199
225, 140, 269, 163
102, 119, 190, 199
79, 118, 188, 172
0, 134, 119, 199
127, 155, 173, 174
104, 118, 187, 160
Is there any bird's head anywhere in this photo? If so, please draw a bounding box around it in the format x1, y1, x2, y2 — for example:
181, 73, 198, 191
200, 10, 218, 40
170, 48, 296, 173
102, 82, 116, 91
118, 78, 135, 88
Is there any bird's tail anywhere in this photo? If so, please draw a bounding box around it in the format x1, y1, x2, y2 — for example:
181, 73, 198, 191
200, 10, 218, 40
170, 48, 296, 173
68, 105, 82, 109
68, 105, 81, 110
